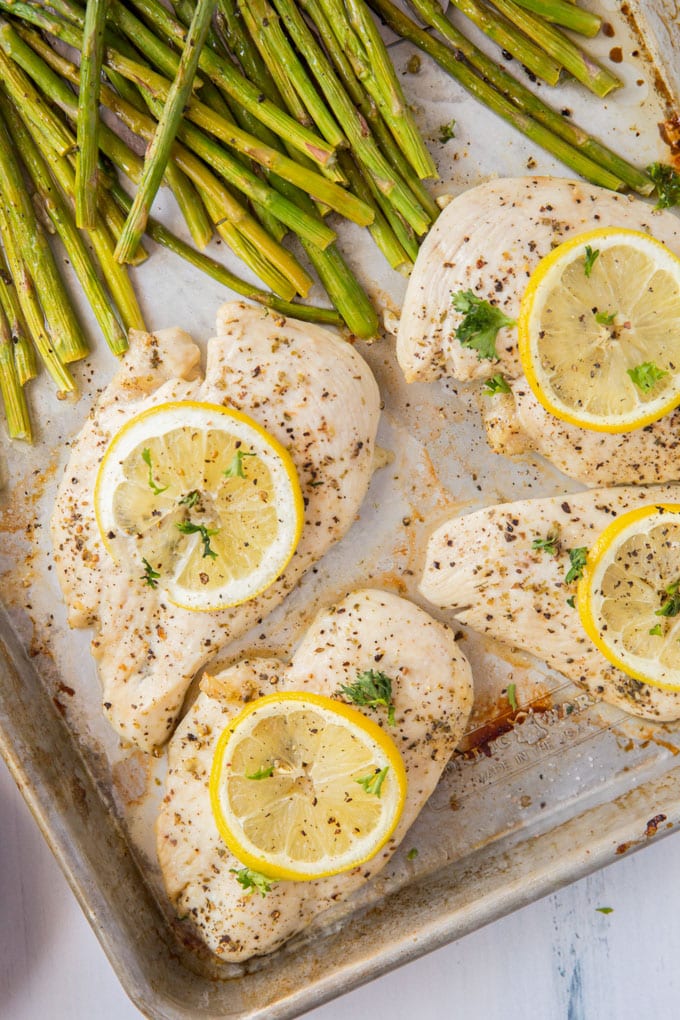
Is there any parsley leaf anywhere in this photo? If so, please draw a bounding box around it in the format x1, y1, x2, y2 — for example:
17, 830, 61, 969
627, 361, 667, 393
596, 906, 614, 915
649, 623, 663, 637
595, 310, 616, 326
566, 595, 576, 609
176, 520, 219, 559
356, 766, 389, 797
224, 449, 256, 478
438, 119, 455, 143
141, 557, 161, 589
339, 670, 396, 726
532, 532, 559, 557
179, 489, 201, 509
141, 447, 168, 495
656, 579, 680, 618
451, 290, 515, 361
647, 162, 680, 210
507, 683, 517, 712
230, 867, 274, 896
406, 847, 419, 860
246, 764, 274, 780
583, 245, 599, 277
565, 547, 588, 584
483, 373, 511, 395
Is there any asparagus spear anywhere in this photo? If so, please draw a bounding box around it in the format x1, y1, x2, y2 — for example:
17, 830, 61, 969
4, 100, 129, 356
76, 0, 107, 228
402, 0, 653, 195
337, 151, 412, 271
0, 246, 37, 385
0, 295, 31, 441
489, 0, 621, 97
446, 0, 562, 85
115, 0, 217, 262
368, 0, 625, 191
511, 0, 601, 37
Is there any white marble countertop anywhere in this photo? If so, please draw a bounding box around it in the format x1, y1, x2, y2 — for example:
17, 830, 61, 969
2, 755, 678, 1020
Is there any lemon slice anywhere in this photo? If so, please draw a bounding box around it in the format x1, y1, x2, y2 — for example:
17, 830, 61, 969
209, 692, 407, 881
518, 228, 680, 433
577, 504, 680, 689
94, 401, 303, 611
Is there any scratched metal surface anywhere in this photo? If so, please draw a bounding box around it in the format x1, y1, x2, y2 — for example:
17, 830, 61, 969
1, 2, 679, 1017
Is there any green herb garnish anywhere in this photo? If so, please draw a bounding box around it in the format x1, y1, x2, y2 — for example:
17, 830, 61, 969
566, 596, 576, 609
438, 119, 455, 143
339, 670, 396, 726
565, 547, 588, 584
176, 520, 219, 559
596, 906, 614, 915
230, 867, 274, 896
141, 557, 161, 589
451, 290, 515, 362
356, 766, 389, 797
627, 361, 668, 393
141, 447, 168, 495
647, 162, 680, 210
507, 683, 517, 712
595, 310, 616, 326
179, 489, 201, 508
406, 848, 419, 860
483, 373, 511, 395
532, 532, 559, 557
224, 449, 256, 478
656, 579, 680, 618
246, 764, 275, 780
583, 245, 599, 277
649, 623, 663, 636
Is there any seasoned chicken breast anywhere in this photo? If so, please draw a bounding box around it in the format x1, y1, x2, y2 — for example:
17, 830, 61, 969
157, 589, 474, 960
420, 485, 680, 721
397, 177, 680, 485
51, 303, 380, 751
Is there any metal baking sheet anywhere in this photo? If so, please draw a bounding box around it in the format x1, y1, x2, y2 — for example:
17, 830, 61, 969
1, 2, 680, 1016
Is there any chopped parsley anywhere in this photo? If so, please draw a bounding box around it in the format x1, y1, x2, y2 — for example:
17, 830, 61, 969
406, 847, 419, 860
141, 557, 161, 589
627, 361, 667, 393
594, 310, 616, 326
230, 867, 274, 896
583, 245, 599, 277
438, 119, 455, 143
656, 579, 680, 618
176, 520, 219, 558
356, 766, 389, 797
451, 290, 515, 362
596, 906, 614, 915
532, 532, 559, 557
179, 489, 201, 509
565, 547, 588, 584
647, 162, 680, 210
246, 764, 275, 780
339, 669, 396, 726
141, 447, 168, 495
566, 595, 576, 609
507, 682, 517, 712
483, 373, 511, 395
649, 623, 663, 637
224, 449, 256, 478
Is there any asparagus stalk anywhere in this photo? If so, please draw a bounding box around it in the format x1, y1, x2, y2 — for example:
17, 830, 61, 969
114, 0, 340, 170
114, 0, 218, 262
446, 0, 562, 85
0, 246, 37, 384
0, 297, 31, 441
269, 0, 433, 233
76, 0, 107, 228
368, 0, 626, 191
404, 0, 653, 194
111, 181, 344, 325
337, 151, 412, 271
0, 200, 76, 393
0, 95, 89, 365
108, 52, 373, 226
511, 0, 601, 37
489, 0, 621, 97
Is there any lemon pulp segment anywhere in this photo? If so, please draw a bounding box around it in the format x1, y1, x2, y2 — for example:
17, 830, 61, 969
210, 692, 407, 881
94, 401, 303, 611
518, 228, 680, 432
577, 504, 680, 690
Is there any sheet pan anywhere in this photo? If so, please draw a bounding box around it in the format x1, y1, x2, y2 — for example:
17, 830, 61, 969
1, 3, 680, 1016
